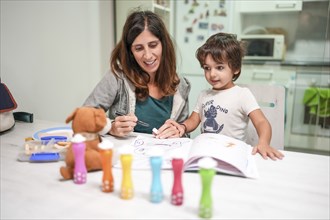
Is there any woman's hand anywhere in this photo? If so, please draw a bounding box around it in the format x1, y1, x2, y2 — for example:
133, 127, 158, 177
154, 119, 183, 139
109, 113, 137, 137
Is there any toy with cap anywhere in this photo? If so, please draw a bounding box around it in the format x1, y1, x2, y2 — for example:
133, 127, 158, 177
60, 106, 112, 180
171, 157, 184, 206
99, 139, 114, 192
71, 133, 87, 184
149, 148, 164, 203
198, 157, 217, 219
119, 145, 134, 199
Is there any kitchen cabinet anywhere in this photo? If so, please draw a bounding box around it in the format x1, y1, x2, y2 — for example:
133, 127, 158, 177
115, 0, 173, 43
236, 64, 296, 86
234, 1, 329, 63
231, 1, 303, 52
237, 1, 302, 13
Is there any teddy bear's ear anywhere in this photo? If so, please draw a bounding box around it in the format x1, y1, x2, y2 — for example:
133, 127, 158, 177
94, 108, 106, 130
65, 108, 78, 124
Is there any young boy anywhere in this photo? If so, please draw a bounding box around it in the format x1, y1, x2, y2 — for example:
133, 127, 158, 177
160, 32, 284, 160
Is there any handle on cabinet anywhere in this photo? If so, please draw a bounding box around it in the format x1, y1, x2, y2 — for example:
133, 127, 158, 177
252, 71, 273, 81
276, 3, 296, 9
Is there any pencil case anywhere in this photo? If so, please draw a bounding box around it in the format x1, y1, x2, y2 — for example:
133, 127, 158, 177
29, 152, 61, 162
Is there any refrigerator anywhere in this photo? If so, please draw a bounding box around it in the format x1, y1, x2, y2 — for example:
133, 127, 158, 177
174, 0, 234, 75
173, 0, 235, 138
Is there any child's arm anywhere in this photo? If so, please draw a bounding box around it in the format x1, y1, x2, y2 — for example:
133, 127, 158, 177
180, 112, 201, 136
164, 112, 201, 137
249, 109, 285, 160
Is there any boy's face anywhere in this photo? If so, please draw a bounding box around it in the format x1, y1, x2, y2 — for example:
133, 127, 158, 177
202, 54, 238, 90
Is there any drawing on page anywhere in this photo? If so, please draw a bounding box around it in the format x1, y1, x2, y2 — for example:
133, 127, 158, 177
131, 137, 192, 168
132, 138, 190, 156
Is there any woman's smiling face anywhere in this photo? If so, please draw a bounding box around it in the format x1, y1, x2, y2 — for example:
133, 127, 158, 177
131, 29, 162, 76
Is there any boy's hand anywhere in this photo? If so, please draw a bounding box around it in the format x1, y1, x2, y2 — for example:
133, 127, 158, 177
252, 144, 285, 160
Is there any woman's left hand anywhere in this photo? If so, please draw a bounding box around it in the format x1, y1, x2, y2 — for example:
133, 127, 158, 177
154, 119, 181, 139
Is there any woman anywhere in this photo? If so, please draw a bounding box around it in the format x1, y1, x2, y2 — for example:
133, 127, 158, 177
84, 10, 191, 138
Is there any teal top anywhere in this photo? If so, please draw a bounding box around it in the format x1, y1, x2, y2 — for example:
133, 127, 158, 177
135, 95, 174, 134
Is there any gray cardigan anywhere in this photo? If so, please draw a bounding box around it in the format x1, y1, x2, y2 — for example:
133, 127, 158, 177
84, 70, 191, 123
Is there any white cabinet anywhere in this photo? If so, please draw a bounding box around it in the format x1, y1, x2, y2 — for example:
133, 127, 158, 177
236, 64, 296, 87
232, 0, 303, 49
115, 0, 173, 43
238, 0, 302, 13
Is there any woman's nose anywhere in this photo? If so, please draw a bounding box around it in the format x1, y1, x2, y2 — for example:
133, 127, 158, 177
143, 48, 152, 59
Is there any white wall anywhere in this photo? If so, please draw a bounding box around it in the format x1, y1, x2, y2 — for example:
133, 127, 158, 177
1, 0, 114, 123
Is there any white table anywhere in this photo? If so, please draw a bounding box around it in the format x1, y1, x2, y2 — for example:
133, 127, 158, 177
1, 120, 329, 219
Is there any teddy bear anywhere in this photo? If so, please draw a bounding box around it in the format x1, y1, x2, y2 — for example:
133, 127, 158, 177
60, 106, 111, 180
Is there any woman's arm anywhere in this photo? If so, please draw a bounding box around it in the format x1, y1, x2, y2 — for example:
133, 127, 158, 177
83, 70, 118, 111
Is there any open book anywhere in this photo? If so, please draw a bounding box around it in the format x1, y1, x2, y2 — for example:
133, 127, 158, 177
113, 133, 259, 179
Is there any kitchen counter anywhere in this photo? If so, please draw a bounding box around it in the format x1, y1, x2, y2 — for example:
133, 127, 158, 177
243, 60, 330, 67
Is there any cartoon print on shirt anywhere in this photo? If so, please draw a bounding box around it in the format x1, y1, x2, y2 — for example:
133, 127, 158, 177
203, 105, 224, 133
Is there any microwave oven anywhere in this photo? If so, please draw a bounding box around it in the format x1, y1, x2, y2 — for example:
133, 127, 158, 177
239, 35, 285, 60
